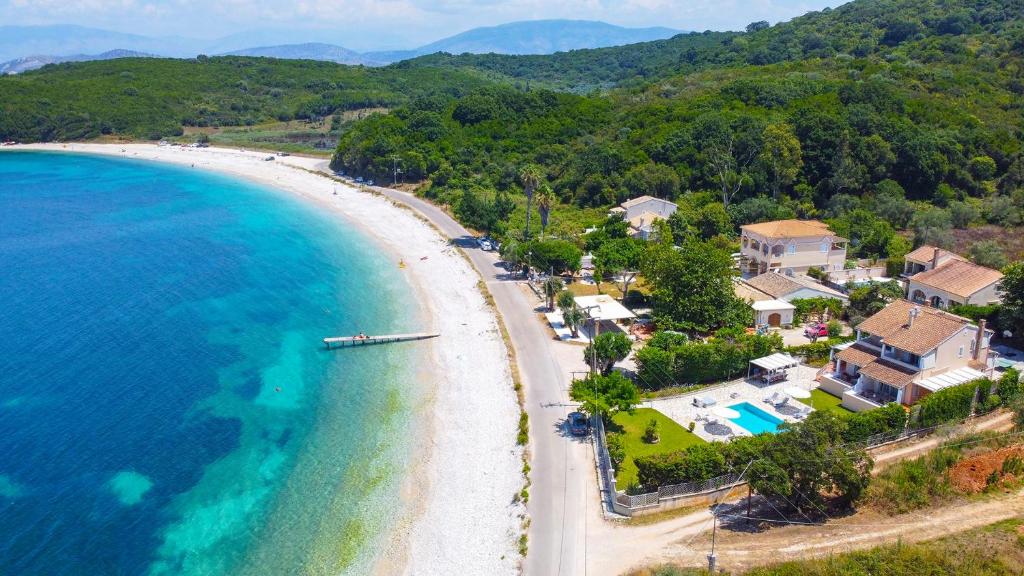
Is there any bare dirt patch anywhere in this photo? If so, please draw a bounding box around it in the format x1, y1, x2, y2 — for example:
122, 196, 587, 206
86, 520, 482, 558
950, 445, 1024, 493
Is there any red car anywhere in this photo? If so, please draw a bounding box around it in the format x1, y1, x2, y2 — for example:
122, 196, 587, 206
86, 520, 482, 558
804, 323, 828, 338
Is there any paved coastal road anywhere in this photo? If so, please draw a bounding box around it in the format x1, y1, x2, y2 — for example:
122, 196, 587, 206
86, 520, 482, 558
307, 165, 590, 575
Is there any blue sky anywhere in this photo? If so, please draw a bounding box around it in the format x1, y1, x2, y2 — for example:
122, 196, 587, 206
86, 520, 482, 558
2, 0, 848, 50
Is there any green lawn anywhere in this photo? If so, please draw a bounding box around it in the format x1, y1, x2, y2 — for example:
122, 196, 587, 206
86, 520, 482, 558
798, 388, 853, 415
608, 408, 705, 490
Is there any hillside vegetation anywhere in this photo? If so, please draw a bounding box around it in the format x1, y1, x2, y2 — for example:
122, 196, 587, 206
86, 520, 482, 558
0, 56, 486, 141
332, 0, 1024, 264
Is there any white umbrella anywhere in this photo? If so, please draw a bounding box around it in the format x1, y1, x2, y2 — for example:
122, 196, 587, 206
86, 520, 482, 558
784, 386, 811, 399
712, 405, 740, 419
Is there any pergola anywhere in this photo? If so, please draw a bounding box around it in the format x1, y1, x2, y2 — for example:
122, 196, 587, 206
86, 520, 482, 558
573, 295, 636, 339
747, 352, 800, 382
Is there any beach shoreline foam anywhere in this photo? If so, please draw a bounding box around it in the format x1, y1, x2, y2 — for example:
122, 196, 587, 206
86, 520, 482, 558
6, 143, 524, 575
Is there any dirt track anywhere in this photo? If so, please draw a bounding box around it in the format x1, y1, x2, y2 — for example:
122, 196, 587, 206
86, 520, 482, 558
586, 410, 1021, 575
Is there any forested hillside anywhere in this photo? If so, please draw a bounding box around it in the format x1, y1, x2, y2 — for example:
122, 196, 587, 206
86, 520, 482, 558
402, 0, 1024, 91
0, 57, 486, 141
333, 0, 1024, 261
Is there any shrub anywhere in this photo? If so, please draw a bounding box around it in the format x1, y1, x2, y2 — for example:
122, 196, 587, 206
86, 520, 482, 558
997, 368, 1021, 402
643, 419, 660, 444
606, 432, 625, 470
785, 337, 853, 364
826, 320, 842, 338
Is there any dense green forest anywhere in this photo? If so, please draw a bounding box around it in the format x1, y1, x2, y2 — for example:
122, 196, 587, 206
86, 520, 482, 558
0, 57, 487, 140
332, 0, 1024, 261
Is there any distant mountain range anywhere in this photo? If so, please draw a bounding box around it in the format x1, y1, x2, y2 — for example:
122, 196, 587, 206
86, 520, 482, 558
362, 20, 682, 62
0, 20, 682, 73
222, 43, 387, 66
0, 49, 155, 75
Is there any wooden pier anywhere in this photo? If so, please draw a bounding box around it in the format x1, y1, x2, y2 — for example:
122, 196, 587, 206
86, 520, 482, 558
323, 332, 439, 349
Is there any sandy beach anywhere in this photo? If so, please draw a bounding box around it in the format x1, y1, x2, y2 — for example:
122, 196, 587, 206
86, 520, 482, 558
9, 143, 524, 575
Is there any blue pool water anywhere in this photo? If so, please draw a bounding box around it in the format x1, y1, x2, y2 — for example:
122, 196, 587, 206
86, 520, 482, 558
0, 151, 423, 575
728, 402, 785, 435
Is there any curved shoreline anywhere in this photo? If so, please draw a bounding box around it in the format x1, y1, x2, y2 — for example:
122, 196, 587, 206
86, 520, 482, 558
5, 143, 524, 575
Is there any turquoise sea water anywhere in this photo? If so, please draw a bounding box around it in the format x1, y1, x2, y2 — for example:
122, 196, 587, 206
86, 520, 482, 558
727, 402, 785, 435
0, 151, 423, 575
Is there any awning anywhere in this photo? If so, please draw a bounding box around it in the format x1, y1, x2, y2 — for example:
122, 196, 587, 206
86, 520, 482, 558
750, 353, 799, 371
573, 295, 636, 321
917, 367, 987, 393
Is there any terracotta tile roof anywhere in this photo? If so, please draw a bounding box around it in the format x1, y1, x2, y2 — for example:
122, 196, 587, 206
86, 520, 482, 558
835, 343, 880, 367
745, 273, 801, 298
905, 245, 966, 264
858, 300, 972, 356
734, 280, 774, 302
740, 219, 836, 239
859, 359, 920, 389
746, 272, 849, 300
909, 259, 1004, 299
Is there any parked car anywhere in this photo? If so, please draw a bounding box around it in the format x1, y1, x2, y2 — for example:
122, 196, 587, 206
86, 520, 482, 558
568, 412, 589, 436
804, 322, 828, 338
478, 238, 493, 251
366, 180, 375, 186
355, 177, 364, 183
263, 156, 275, 161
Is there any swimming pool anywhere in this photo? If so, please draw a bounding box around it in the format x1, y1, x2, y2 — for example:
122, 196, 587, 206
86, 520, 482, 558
728, 402, 785, 435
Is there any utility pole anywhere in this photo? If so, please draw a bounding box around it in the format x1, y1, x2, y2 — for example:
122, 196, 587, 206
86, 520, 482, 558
580, 305, 602, 375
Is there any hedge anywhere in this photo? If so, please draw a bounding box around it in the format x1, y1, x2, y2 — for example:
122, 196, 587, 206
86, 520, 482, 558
914, 378, 991, 428
841, 402, 907, 443
785, 336, 854, 364
635, 443, 726, 489
636, 329, 783, 389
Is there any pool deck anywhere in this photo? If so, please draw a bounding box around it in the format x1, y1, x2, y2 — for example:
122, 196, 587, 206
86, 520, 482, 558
645, 364, 822, 442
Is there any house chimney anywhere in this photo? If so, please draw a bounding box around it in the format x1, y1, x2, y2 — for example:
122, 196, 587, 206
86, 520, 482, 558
974, 319, 987, 361
932, 247, 941, 270
908, 306, 920, 327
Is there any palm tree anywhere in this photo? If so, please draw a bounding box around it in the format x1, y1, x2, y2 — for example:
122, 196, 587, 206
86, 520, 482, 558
542, 276, 564, 311
562, 306, 585, 339
519, 164, 543, 239
535, 184, 555, 239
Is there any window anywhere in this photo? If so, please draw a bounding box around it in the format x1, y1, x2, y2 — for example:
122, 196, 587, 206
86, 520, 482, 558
958, 346, 964, 358
820, 242, 829, 253
787, 244, 796, 255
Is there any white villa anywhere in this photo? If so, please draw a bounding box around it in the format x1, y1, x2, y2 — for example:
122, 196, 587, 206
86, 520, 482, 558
739, 219, 848, 277
820, 300, 995, 412
734, 272, 848, 328
903, 246, 1003, 309
609, 195, 677, 240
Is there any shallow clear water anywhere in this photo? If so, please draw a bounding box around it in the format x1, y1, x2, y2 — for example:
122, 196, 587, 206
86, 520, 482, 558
0, 151, 423, 575
728, 402, 784, 435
